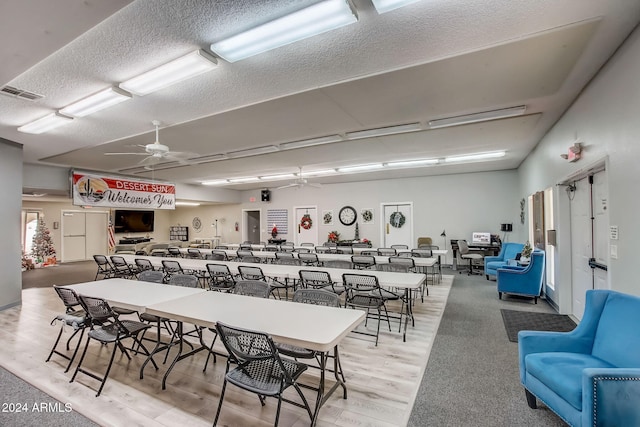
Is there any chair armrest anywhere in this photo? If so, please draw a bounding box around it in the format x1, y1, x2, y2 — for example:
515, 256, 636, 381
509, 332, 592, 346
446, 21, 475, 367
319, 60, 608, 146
582, 368, 640, 427
484, 255, 502, 263
518, 331, 593, 383
499, 265, 526, 272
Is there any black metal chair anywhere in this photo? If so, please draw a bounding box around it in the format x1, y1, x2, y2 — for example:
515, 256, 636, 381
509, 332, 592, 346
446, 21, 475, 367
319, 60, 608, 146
351, 255, 377, 270
205, 252, 226, 261
206, 263, 236, 292
274, 288, 346, 382
299, 269, 345, 297
136, 270, 175, 362
46, 286, 88, 373
343, 273, 391, 346
110, 255, 139, 279
298, 252, 320, 267
377, 248, 397, 257
186, 248, 203, 259
167, 246, 183, 257
134, 258, 155, 274
213, 322, 313, 426
161, 259, 185, 283
71, 295, 157, 397
233, 280, 270, 298
323, 259, 353, 269
168, 273, 199, 288
93, 254, 114, 280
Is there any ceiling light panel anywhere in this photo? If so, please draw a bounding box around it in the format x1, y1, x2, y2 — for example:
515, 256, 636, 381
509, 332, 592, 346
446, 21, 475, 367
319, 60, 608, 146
228, 177, 261, 183
201, 179, 229, 186
18, 112, 73, 134
60, 86, 131, 117
386, 158, 439, 167
260, 173, 296, 181
444, 151, 506, 163
226, 145, 279, 158
175, 201, 201, 206
428, 106, 526, 129
338, 163, 384, 172
280, 134, 343, 150
371, 0, 423, 14
210, 0, 358, 62
346, 122, 422, 140
120, 50, 217, 96
302, 169, 338, 176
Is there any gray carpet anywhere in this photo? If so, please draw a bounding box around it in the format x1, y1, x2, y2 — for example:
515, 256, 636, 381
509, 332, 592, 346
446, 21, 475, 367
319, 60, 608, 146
22, 260, 96, 289
501, 309, 576, 343
408, 269, 567, 427
0, 366, 97, 427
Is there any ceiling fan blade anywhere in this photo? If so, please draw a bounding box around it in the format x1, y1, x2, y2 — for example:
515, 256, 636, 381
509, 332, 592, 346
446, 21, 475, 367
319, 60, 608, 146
276, 183, 299, 190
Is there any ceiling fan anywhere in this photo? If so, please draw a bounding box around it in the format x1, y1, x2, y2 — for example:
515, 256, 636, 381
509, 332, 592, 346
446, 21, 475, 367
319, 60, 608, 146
277, 167, 322, 190
105, 120, 196, 169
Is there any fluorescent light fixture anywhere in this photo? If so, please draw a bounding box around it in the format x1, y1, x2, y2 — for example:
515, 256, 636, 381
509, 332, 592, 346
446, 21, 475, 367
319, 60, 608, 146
201, 179, 229, 186
302, 169, 338, 176
280, 134, 343, 150
338, 163, 384, 173
346, 122, 422, 140
60, 86, 131, 117
386, 158, 439, 167
228, 177, 261, 183
260, 173, 295, 181
226, 145, 279, 158
445, 151, 506, 163
210, 0, 357, 62
175, 201, 201, 206
18, 112, 73, 134
429, 106, 526, 129
372, 0, 422, 14
192, 153, 228, 163
120, 50, 217, 96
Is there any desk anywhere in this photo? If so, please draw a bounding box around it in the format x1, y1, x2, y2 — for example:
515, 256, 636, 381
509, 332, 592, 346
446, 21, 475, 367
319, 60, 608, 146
147, 290, 365, 426
450, 240, 500, 270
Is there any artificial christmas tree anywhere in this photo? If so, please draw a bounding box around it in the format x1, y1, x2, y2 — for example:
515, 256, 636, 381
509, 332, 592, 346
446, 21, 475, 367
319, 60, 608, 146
31, 218, 57, 266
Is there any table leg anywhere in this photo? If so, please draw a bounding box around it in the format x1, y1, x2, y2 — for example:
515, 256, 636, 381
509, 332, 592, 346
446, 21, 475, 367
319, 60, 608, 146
161, 321, 207, 390
310, 346, 347, 426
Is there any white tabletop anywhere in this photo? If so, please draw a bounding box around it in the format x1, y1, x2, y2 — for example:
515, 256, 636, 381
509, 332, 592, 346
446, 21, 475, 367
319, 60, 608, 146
146, 291, 365, 352
65, 278, 206, 312
124, 255, 425, 290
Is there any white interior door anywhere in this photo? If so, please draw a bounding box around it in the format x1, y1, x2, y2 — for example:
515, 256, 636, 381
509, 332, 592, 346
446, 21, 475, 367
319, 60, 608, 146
86, 212, 108, 259
294, 206, 318, 246
382, 203, 413, 248
570, 169, 609, 320
62, 211, 86, 262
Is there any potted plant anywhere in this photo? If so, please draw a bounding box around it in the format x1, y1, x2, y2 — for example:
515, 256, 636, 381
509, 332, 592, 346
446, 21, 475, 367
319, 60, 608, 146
327, 230, 340, 243
520, 240, 533, 264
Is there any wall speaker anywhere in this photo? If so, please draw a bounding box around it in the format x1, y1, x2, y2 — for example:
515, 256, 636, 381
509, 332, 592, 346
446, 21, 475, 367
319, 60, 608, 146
500, 223, 513, 232
261, 189, 271, 202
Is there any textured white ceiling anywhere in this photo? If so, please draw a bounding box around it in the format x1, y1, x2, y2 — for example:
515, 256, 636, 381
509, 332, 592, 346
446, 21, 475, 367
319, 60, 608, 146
2, 0, 640, 192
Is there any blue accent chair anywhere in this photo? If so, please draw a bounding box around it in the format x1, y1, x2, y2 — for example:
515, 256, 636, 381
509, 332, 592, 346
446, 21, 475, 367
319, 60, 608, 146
484, 242, 524, 280
519, 290, 640, 426
496, 249, 544, 303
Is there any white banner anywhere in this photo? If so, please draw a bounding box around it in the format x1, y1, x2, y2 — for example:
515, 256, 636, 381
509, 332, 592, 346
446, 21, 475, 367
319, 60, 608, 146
72, 171, 175, 209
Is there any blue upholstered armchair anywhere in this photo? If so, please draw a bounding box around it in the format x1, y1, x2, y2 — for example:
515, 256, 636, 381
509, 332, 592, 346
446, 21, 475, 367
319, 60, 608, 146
484, 242, 524, 279
519, 290, 640, 426
496, 249, 544, 303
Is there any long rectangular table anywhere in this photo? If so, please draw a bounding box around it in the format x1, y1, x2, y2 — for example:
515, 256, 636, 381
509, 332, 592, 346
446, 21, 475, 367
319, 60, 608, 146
64, 278, 364, 426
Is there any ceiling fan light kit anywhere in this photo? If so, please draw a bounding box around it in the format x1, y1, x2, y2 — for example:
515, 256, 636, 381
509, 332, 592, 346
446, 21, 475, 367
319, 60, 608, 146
210, 0, 358, 63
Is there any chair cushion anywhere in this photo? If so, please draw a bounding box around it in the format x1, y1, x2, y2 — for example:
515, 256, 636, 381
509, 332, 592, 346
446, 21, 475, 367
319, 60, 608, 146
526, 352, 614, 410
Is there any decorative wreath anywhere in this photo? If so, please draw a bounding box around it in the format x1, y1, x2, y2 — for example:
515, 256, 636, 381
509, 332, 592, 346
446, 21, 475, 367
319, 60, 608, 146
389, 211, 406, 228
300, 214, 312, 230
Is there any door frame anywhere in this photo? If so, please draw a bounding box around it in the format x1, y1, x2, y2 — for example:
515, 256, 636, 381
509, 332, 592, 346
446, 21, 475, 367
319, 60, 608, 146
379, 201, 414, 248
242, 208, 261, 243
555, 156, 609, 315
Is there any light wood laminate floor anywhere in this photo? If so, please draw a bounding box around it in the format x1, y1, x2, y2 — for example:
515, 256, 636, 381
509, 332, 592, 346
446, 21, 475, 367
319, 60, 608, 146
0, 277, 452, 426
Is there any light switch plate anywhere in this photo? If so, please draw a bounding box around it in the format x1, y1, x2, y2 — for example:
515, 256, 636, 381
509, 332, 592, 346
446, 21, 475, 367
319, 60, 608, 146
610, 244, 618, 259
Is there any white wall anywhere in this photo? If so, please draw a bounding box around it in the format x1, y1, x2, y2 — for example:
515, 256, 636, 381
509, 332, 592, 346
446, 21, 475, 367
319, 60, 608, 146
241, 170, 521, 265
1, 139, 23, 310
518, 26, 640, 300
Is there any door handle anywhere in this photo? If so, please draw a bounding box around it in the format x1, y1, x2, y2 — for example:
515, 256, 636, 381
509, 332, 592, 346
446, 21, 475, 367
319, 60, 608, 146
386, 223, 389, 234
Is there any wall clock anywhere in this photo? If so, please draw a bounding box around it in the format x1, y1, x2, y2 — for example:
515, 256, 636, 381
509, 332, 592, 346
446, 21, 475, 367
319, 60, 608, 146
339, 206, 357, 226
192, 217, 202, 232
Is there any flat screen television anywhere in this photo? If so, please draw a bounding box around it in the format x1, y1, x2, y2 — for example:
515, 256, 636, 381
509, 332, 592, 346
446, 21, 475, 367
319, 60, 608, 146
114, 210, 154, 233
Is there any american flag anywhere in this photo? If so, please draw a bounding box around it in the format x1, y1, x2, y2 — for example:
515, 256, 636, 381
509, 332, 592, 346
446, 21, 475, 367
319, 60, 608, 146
108, 218, 116, 252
